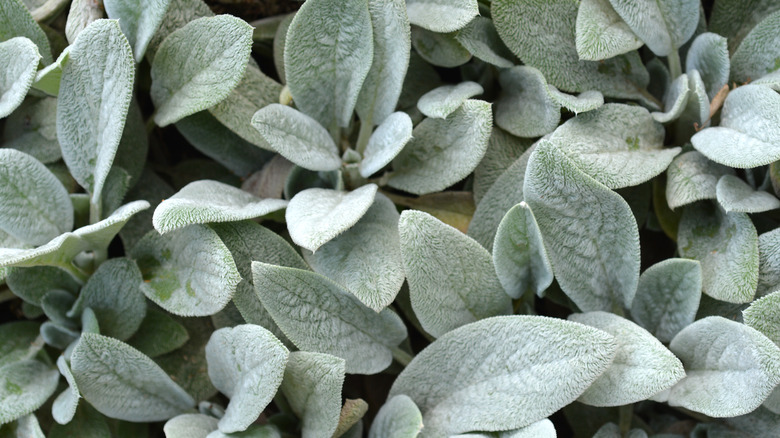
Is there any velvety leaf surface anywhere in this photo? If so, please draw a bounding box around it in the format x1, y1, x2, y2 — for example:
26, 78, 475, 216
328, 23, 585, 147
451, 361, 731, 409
389, 316, 617, 437
52, 356, 80, 425
417, 81, 483, 119
546, 87, 604, 114
743, 291, 780, 347
153, 180, 288, 234
758, 229, 780, 298
399, 210, 512, 338
150, 15, 252, 126
410, 26, 471, 68
494, 66, 560, 138
685, 32, 729, 100
0, 360, 59, 425
665, 151, 735, 209
405, 0, 477, 33
668, 316, 780, 417
730, 10, 780, 84
716, 174, 780, 214
280, 352, 345, 438
651, 73, 690, 123
0, 0, 52, 64
359, 111, 413, 178
252, 262, 407, 374
103, 0, 171, 61
709, 0, 780, 52
145, 0, 213, 60
575, 0, 643, 61
127, 307, 189, 358
3, 97, 60, 163
367, 395, 423, 438
473, 128, 533, 204
164, 413, 218, 438
0, 322, 42, 369
454, 16, 515, 68
0, 37, 40, 118
71, 333, 195, 422
677, 202, 758, 303
607, 0, 699, 56
524, 140, 640, 312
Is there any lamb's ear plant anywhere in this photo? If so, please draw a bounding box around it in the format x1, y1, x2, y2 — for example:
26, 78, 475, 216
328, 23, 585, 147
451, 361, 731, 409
2, 0, 780, 436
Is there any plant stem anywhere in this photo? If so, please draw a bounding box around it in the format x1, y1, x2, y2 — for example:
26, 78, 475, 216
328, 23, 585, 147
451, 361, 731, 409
667, 49, 682, 79
356, 115, 374, 156
619, 404, 633, 434
30, 0, 70, 23
89, 198, 102, 225
391, 346, 414, 367
61, 263, 89, 284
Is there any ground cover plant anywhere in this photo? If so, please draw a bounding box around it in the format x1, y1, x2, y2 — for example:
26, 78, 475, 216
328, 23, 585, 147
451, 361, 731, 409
0, 0, 779, 436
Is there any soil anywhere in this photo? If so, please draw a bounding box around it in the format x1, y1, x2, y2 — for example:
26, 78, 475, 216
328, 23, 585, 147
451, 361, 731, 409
204, 0, 301, 21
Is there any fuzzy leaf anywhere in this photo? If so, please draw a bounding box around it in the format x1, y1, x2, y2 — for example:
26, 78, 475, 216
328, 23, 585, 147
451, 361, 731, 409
0, 360, 59, 425
359, 111, 413, 178
52, 356, 80, 425
0, 149, 73, 246
251, 104, 341, 172
758, 229, 780, 298
164, 414, 218, 438
631, 259, 701, 343
731, 10, 780, 84
549, 103, 677, 189
205, 325, 288, 433
153, 180, 288, 234
571, 312, 685, 406
103, 0, 171, 61
716, 174, 780, 213
744, 291, 780, 347
411, 27, 471, 68
69, 258, 146, 340
3, 97, 60, 163
150, 15, 252, 126
608, 0, 699, 56
651, 73, 690, 123
145, 0, 213, 60
367, 395, 423, 438
493, 202, 553, 299
251, 262, 407, 374
709, 0, 780, 52
417, 82, 483, 119
355, 0, 411, 125
57, 19, 134, 205
284, 0, 373, 128
454, 16, 515, 68
71, 333, 195, 422
685, 33, 729, 100
405, 0, 477, 33
0, 322, 43, 369
389, 316, 617, 436
389, 99, 491, 195
400, 210, 512, 337
0, 0, 52, 64
130, 224, 241, 316
524, 140, 640, 311
473, 128, 533, 204
575, 0, 643, 61
677, 202, 758, 303
305, 193, 404, 312
156, 317, 218, 402
0, 37, 40, 118
668, 316, 780, 417
691, 85, 780, 168
492, 0, 649, 98
280, 352, 345, 438
665, 151, 735, 209
6, 267, 80, 308
495, 66, 560, 138
127, 307, 189, 358
546, 87, 604, 114
286, 184, 377, 252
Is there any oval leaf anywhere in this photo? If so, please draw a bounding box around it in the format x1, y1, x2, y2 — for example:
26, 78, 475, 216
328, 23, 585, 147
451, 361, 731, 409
716, 174, 780, 213
0, 0, 52, 64
607, 0, 699, 56
0, 37, 40, 118
359, 111, 413, 178
405, 0, 477, 33
731, 10, 780, 84
52, 356, 80, 425
411, 26, 471, 68
164, 413, 218, 438
495, 66, 560, 138
103, 0, 172, 61
367, 395, 423, 438
665, 150, 735, 210
744, 291, 780, 347
417, 81, 483, 119
575, 0, 643, 61
685, 32, 729, 100
0, 360, 59, 425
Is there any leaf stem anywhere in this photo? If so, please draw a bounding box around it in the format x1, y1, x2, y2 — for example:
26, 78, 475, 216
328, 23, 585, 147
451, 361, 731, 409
60, 263, 88, 284
667, 49, 682, 80
89, 198, 102, 225
619, 404, 633, 434
391, 346, 414, 367
356, 114, 374, 156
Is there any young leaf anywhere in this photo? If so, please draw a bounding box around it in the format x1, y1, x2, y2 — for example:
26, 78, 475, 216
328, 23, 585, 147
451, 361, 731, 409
103, 0, 172, 61
69, 258, 146, 341
389, 99, 491, 195
389, 316, 617, 436
411, 27, 472, 68
454, 16, 515, 68
41, 289, 77, 329
495, 66, 560, 138
651, 73, 690, 123
691, 85, 780, 168
130, 224, 241, 316
359, 111, 413, 178
524, 140, 640, 312
284, 0, 373, 128
730, 10, 780, 84
252, 262, 407, 374
575, 0, 643, 61
631, 258, 701, 343
152, 180, 288, 234
0, 360, 59, 425
0, 149, 73, 246
665, 151, 735, 209
668, 316, 780, 417
367, 395, 423, 438
0, 0, 52, 64
64, 0, 104, 44
685, 33, 729, 100
744, 291, 780, 347
286, 184, 378, 252
305, 193, 404, 312
548, 103, 676, 190
355, 0, 411, 125
250, 104, 341, 172
280, 352, 345, 438
205, 325, 288, 433
3, 97, 60, 163
71, 333, 195, 422
570, 312, 685, 406
473, 128, 533, 204
405, 0, 477, 33
716, 174, 780, 213
468, 146, 534, 251
57, 19, 134, 204
417, 81, 483, 119
150, 15, 252, 126
127, 307, 189, 358
0, 37, 40, 118
40, 321, 79, 349
493, 202, 554, 299
30, 47, 69, 97
400, 210, 511, 337
546, 87, 604, 114
52, 356, 80, 425
677, 202, 758, 303
0, 321, 43, 368
492, 0, 649, 99
164, 413, 218, 438
607, 0, 699, 56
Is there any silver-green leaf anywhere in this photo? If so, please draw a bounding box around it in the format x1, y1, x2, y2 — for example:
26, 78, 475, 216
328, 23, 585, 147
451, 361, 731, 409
651, 73, 690, 123
417, 81, 483, 120
0, 0, 52, 64
52, 356, 80, 425
0, 37, 40, 118
0, 359, 59, 425
103, 0, 172, 61
495, 66, 560, 138
359, 111, 413, 178
758, 229, 780, 298
744, 291, 780, 347
405, 0, 477, 33
685, 32, 729, 100
730, 10, 780, 85
665, 151, 735, 210
367, 395, 423, 438
454, 16, 515, 68
280, 352, 345, 438
164, 413, 218, 438
716, 174, 780, 213
410, 26, 471, 68
575, 0, 643, 61
608, 0, 699, 56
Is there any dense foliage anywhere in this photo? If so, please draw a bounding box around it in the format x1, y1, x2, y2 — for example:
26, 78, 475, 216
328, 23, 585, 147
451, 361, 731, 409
1, 0, 780, 436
